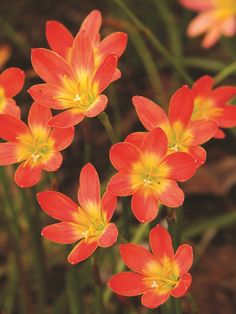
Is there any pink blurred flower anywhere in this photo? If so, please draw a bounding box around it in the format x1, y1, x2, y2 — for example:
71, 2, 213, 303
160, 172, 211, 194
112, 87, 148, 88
180, 0, 236, 48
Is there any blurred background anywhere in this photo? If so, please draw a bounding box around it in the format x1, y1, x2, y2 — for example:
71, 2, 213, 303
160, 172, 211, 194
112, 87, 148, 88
0, 0, 236, 313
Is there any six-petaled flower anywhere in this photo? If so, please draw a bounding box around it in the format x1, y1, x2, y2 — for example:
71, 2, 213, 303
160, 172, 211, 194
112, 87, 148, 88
107, 127, 196, 223
180, 0, 236, 48
45, 10, 127, 81
0, 102, 74, 187
108, 224, 193, 309
132, 86, 218, 167
38, 163, 118, 264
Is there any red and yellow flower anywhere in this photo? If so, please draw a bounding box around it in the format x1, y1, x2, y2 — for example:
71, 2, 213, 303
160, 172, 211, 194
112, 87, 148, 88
108, 224, 193, 309
45, 10, 127, 81
133, 86, 217, 167
107, 127, 196, 223
0, 67, 25, 118
28, 10, 128, 128
180, 0, 236, 48
191, 75, 236, 138
0, 102, 74, 187
38, 163, 118, 264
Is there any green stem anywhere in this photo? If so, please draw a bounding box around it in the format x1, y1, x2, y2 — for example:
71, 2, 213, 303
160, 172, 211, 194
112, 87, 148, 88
182, 211, 236, 240
0, 168, 31, 313
127, 22, 166, 104
113, 0, 193, 84
98, 112, 117, 144
66, 266, 83, 314
214, 60, 236, 84
92, 256, 105, 314
153, 0, 182, 60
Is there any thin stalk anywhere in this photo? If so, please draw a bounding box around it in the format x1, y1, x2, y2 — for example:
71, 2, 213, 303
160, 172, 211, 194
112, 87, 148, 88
98, 112, 117, 144
66, 266, 83, 314
153, 0, 182, 60
112, 0, 193, 84
183, 57, 225, 72
108, 85, 122, 140
127, 22, 166, 105
182, 211, 236, 240
0, 168, 31, 313
92, 256, 105, 314
21, 188, 47, 313
214, 60, 236, 84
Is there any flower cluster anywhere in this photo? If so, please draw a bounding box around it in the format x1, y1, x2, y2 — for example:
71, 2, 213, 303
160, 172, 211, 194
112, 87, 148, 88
1, 7, 236, 311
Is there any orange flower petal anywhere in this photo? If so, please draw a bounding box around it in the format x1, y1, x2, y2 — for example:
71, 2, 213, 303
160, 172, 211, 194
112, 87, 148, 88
192, 75, 214, 96
46, 20, 73, 59
108, 272, 147, 296
48, 109, 85, 128
93, 54, 117, 93
27, 102, 52, 132
28, 83, 65, 109
0, 67, 25, 97
50, 126, 74, 151
41, 151, 63, 171
171, 273, 192, 297
41, 222, 83, 244
80, 10, 102, 43
85, 95, 107, 117
0, 114, 28, 142
188, 145, 206, 167
14, 164, 41, 188
71, 30, 94, 76
107, 172, 134, 196
162, 152, 196, 182
120, 243, 156, 274
213, 86, 236, 104
141, 128, 168, 161
0, 142, 19, 165
174, 244, 193, 276
99, 32, 128, 58
2, 98, 20, 118
132, 96, 168, 131
159, 180, 184, 207
131, 190, 159, 223
98, 223, 118, 247
179, 0, 213, 11
31, 48, 73, 85
37, 190, 78, 221
190, 120, 217, 145
109, 142, 140, 171
169, 85, 193, 127
101, 190, 117, 222
77, 163, 100, 208
67, 239, 98, 264
125, 131, 147, 148
149, 225, 174, 261
141, 290, 169, 309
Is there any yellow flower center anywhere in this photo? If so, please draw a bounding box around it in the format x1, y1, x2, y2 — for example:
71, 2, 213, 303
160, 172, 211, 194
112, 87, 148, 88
0, 87, 6, 113
55, 73, 98, 112
17, 126, 54, 166
192, 96, 223, 121
131, 153, 170, 194
161, 122, 193, 153
145, 257, 180, 294
74, 202, 106, 242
